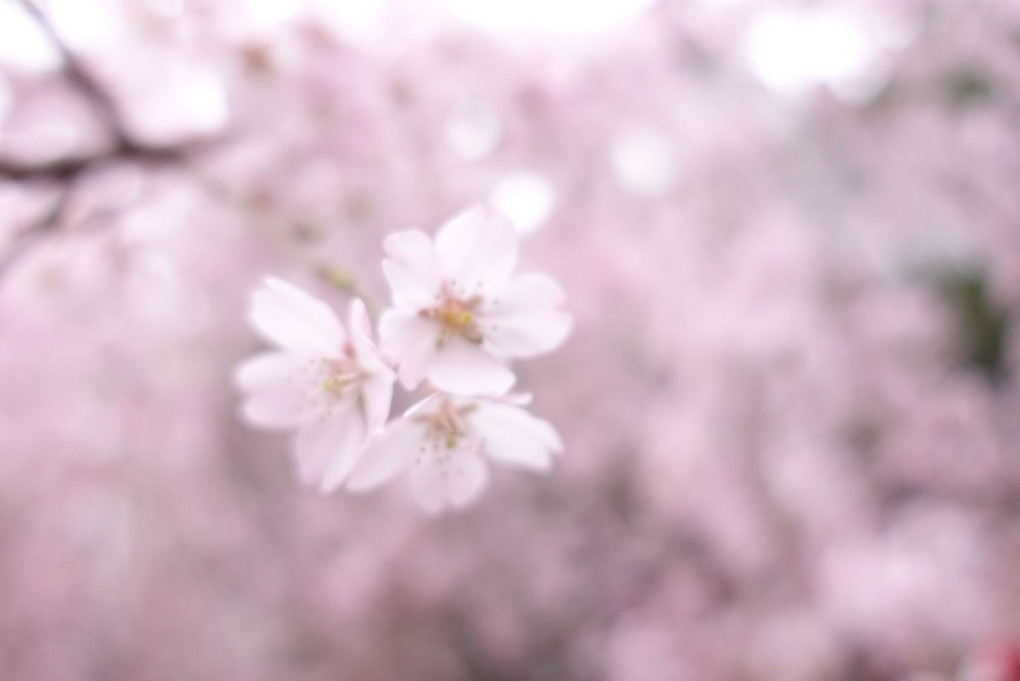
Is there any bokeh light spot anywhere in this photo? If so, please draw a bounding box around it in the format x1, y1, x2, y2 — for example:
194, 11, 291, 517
611, 125, 678, 197
445, 100, 502, 160
0, 0, 60, 72
745, 7, 889, 102
492, 170, 556, 235
445, 0, 659, 33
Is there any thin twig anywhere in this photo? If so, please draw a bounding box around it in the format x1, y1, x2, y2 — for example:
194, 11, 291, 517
0, 181, 78, 275
0, 142, 211, 182
16, 0, 131, 145
0, 0, 220, 281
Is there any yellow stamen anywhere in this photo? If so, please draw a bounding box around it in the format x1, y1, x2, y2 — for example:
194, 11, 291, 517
425, 293, 484, 346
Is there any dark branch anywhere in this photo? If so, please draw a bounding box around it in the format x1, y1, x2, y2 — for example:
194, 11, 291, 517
0, 141, 206, 182
16, 0, 132, 146
0, 182, 78, 275
0, 0, 222, 280
0, 0, 219, 183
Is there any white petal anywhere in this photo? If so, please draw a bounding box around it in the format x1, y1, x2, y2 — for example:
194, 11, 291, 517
448, 452, 490, 507
449, 392, 532, 407
425, 337, 516, 395
435, 206, 519, 296
361, 372, 394, 432
234, 352, 303, 391
347, 418, 420, 492
347, 297, 374, 341
250, 278, 345, 354
320, 411, 369, 492
241, 390, 306, 430
473, 402, 562, 471
345, 300, 389, 378
449, 452, 490, 508
408, 451, 489, 514
408, 462, 447, 514
401, 392, 446, 419
236, 352, 312, 429
382, 230, 444, 310
485, 311, 571, 359
489, 272, 567, 310
344, 298, 395, 425
503, 392, 534, 406
481, 273, 571, 358
294, 404, 366, 491
378, 309, 438, 390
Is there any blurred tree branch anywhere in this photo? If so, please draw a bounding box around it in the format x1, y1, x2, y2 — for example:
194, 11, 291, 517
1, 0, 218, 179
16, 0, 128, 143
0, 179, 78, 275
0, 0, 219, 279
0, 142, 210, 183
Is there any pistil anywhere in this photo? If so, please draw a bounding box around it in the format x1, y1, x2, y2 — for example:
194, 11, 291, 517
421, 288, 484, 346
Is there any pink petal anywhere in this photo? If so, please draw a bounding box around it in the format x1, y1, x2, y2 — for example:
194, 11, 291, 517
241, 390, 306, 430
250, 278, 345, 355
481, 273, 571, 358
319, 412, 369, 492
425, 337, 516, 395
382, 231, 444, 310
347, 418, 420, 492
408, 463, 447, 514
361, 372, 394, 432
402, 392, 445, 418
503, 392, 534, 406
378, 309, 438, 390
347, 298, 391, 376
448, 452, 490, 508
294, 404, 366, 491
485, 311, 571, 359
473, 402, 562, 471
435, 206, 519, 296
235, 352, 318, 430
408, 451, 489, 513
492, 272, 567, 310
234, 351, 306, 393
347, 298, 374, 340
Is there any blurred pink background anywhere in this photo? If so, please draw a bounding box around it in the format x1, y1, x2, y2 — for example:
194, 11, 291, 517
1, 0, 1020, 679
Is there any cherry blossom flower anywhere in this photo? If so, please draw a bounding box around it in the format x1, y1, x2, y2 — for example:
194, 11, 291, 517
379, 205, 572, 395
235, 278, 394, 491
347, 392, 563, 513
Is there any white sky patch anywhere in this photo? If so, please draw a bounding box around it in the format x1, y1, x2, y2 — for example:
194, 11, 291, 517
611, 125, 678, 197
445, 0, 658, 33
745, 7, 890, 103
147, 0, 185, 19
446, 100, 501, 160
0, 0, 60, 72
136, 68, 229, 140
307, 0, 387, 40
45, 0, 125, 52
492, 170, 556, 236
246, 0, 300, 28
177, 70, 230, 134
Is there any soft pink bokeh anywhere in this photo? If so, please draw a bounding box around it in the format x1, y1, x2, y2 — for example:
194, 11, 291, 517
1, 0, 1019, 679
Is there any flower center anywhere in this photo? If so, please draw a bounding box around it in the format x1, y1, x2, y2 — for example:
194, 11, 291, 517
415, 399, 476, 451
316, 357, 365, 399
422, 288, 483, 345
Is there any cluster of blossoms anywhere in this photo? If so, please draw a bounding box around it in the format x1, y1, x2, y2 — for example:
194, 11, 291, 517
235, 206, 571, 512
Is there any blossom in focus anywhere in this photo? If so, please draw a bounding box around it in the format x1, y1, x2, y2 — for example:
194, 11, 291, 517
235, 278, 394, 491
348, 392, 562, 513
379, 205, 572, 395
